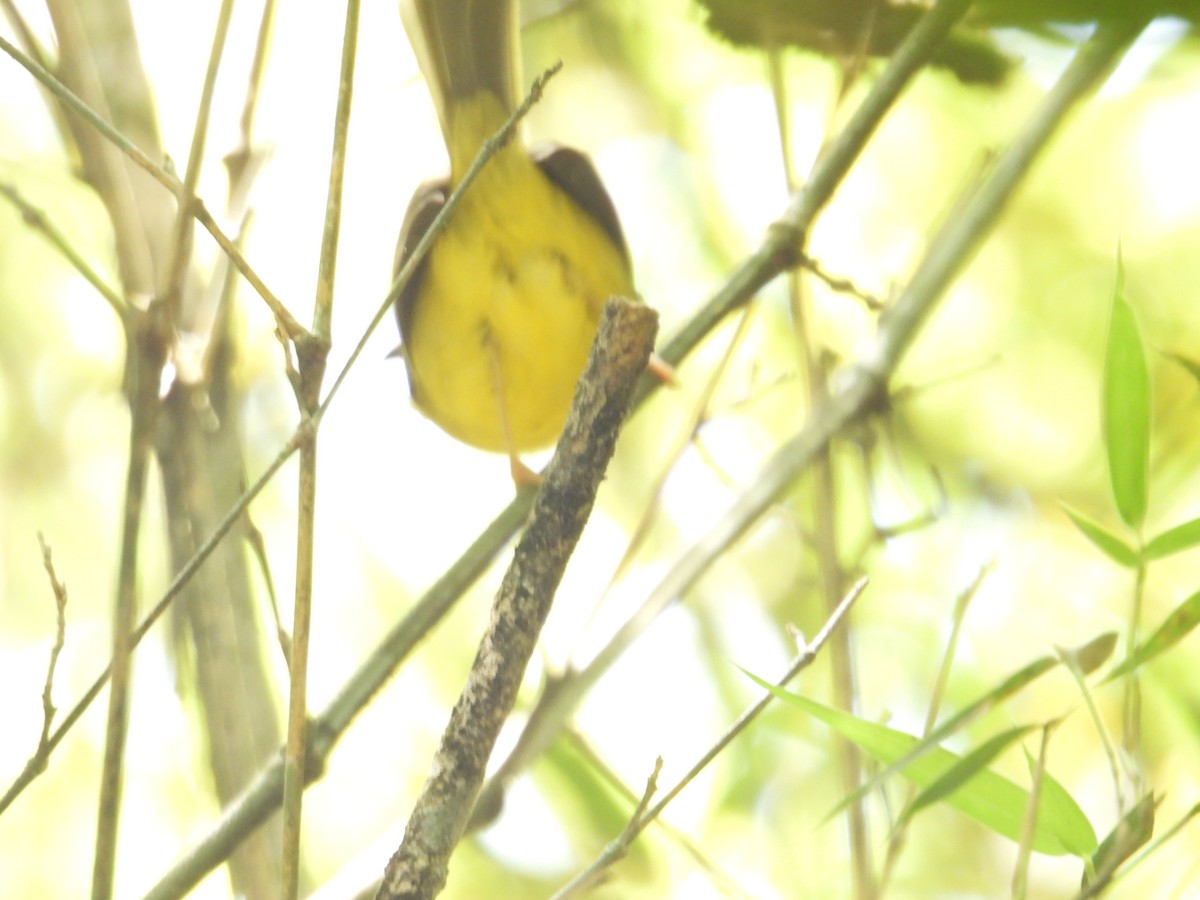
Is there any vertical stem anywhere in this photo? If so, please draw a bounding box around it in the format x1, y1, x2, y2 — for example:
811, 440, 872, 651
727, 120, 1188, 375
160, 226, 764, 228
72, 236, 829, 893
158, 0, 236, 317
770, 36, 874, 898
312, 0, 358, 343
1122, 559, 1147, 792
91, 311, 166, 900
279, 1, 360, 896
96, 3, 237, 894
279, 427, 318, 900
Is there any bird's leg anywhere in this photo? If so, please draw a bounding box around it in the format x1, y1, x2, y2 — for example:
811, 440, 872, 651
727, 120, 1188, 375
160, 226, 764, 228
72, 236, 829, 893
485, 332, 541, 488
647, 352, 678, 386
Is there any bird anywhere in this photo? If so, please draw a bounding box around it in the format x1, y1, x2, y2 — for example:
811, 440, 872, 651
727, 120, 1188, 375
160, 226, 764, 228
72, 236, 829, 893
393, 0, 638, 485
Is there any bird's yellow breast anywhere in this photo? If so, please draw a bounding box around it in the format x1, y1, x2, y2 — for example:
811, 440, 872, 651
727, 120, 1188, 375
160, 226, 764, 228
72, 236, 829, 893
404, 104, 633, 452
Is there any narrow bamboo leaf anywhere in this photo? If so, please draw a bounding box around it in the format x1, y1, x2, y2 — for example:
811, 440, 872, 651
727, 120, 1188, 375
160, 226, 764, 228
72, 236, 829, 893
826, 636, 1108, 818
1056, 631, 1118, 676
743, 672, 1097, 856
1095, 799, 1200, 891
1105, 588, 1200, 682
1062, 504, 1139, 568
899, 724, 1036, 826
1102, 290, 1150, 529
1035, 755, 1101, 859
847, 653, 1056, 799
1083, 793, 1156, 893
1016, 740, 1099, 861
1144, 516, 1200, 560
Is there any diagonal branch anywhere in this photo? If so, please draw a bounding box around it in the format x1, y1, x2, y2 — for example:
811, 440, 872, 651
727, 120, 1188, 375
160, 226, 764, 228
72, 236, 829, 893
376, 297, 658, 900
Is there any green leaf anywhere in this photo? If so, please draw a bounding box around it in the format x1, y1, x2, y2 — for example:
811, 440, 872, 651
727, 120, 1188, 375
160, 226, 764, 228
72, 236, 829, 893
755, 635, 1110, 840
1091, 799, 1200, 892
1144, 516, 1200, 560
899, 724, 1036, 826
1106, 588, 1200, 681
1057, 631, 1119, 676
742, 671, 1097, 856
1084, 793, 1156, 892
1062, 504, 1139, 568
825, 634, 1111, 819
1102, 287, 1150, 529
1035, 755, 1102, 858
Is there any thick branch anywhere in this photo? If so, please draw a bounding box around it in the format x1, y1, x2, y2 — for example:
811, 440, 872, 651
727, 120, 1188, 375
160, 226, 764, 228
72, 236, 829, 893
375, 298, 658, 900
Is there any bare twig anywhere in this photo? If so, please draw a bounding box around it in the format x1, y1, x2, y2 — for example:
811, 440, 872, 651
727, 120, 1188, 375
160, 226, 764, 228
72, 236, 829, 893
224, 0, 278, 197
35, 534, 69, 756
0, 30, 303, 339
91, 309, 166, 900
278, 0, 360, 894
0, 181, 127, 316
0, 421, 308, 819
561, 735, 754, 899
798, 252, 884, 310
553, 579, 867, 898
376, 298, 658, 900
90, 3, 236, 894
158, 0, 234, 314
880, 563, 990, 890
773, 34, 873, 896
566, 754, 665, 888
1013, 721, 1057, 900
316, 60, 565, 417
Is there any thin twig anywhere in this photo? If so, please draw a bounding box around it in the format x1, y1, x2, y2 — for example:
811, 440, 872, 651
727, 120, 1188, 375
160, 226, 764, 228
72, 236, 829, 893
35, 533, 69, 756
375, 298, 658, 900
0, 55, 564, 837
553, 579, 867, 898
773, 35, 873, 898
315, 60, 565, 418
0, 421, 309, 819
569, 754, 664, 885
224, 0, 277, 198
1012, 721, 1057, 900
91, 309, 166, 900
561, 734, 755, 900
158, 0, 234, 312
0, 31, 304, 339
91, 4, 236, 893
880, 563, 989, 890
0, 181, 127, 317
798, 252, 883, 310
279, 0, 360, 894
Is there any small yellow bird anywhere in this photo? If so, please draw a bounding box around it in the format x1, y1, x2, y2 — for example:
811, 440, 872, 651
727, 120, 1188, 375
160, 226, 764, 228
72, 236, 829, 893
394, 0, 636, 483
